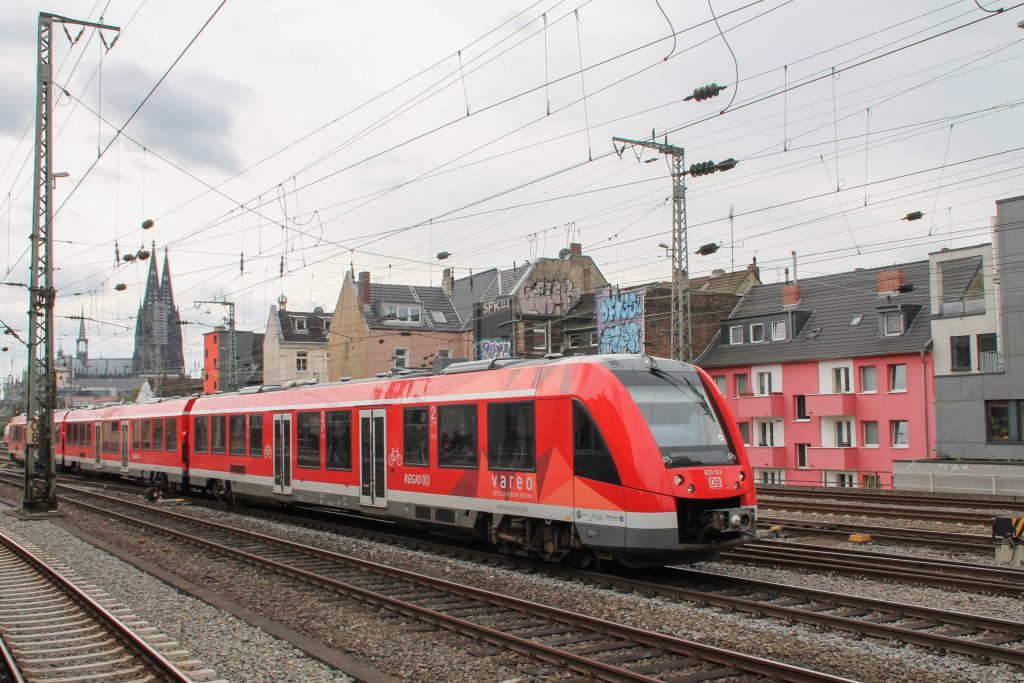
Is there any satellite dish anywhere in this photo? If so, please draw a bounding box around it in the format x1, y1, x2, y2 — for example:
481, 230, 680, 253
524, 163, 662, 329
558, 248, 571, 259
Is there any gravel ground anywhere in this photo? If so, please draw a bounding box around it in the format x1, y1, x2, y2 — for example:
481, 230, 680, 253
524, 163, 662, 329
40, 489, 1024, 683
0, 504, 353, 683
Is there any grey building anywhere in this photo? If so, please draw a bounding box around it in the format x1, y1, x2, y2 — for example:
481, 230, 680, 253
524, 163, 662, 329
931, 196, 1024, 459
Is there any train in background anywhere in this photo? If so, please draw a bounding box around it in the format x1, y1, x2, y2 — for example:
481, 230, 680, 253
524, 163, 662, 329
7, 354, 757, 566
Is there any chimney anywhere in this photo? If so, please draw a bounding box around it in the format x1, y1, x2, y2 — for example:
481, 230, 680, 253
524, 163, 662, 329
569, 242, 582, 256
878, 269, 904, 293
747, 255, 759, 281
783, 283, 801, 307
358, 271, 371, 306
442, 268, 454, 296
791, 251, 798, 283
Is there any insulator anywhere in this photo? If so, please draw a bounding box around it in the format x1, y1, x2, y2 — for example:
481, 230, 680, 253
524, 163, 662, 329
688, 83, 723, 102
904, 211, 924, 221
115, 283, 127, 291
123, 254, 135, 262
137, 249, 150, 260
695, 243, 720, 256
717, 158, 738, 172
141, 218, 154, 230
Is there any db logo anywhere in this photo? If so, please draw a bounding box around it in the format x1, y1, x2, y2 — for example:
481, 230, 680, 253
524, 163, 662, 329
707, 476, 724, 489
263, 443, 273, 458
387, 447, 402, 466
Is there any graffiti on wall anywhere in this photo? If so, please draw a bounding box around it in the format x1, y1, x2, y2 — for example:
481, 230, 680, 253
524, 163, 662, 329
477, 338, 512, 360
596, 289, 645, 354
518, 279, 580, 316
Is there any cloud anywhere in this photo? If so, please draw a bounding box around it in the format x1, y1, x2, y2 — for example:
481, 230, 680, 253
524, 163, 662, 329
101, 62, 252, 174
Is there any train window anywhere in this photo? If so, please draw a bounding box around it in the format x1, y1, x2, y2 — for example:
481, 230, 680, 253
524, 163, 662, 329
141, 420, 151, 450
194, 417, 209, 454
296, 412, 321, 469
488, 402, 536, 471
403, 408, 430, 467
87, 423, 92, 446
210, 416, 227, 454
248, 415, 263, 457
229, 416, 246, 455
325, 411, 351, 470
165, 418, 176, 452
152, 419, 164, 451
438, 405, 478, 468
111, 421, 120, 451
573, 402, 621, 486
133, 420, 141, 449
101, 422, 109, 452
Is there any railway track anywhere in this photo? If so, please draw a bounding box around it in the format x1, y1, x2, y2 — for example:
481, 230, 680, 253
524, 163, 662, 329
758, 499, 996, 525
721, 540, 1024, 597
758, 515, 996, 552
41, 482, 850, 682
25, 476, 1024, 676
756, 485, 1024, 512
0, 528, 213, 683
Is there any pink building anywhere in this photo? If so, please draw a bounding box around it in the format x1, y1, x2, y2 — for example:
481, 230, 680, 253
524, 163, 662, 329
696, 261, 935, 488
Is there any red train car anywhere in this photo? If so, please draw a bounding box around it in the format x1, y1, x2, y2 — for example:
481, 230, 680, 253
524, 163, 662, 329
54, 354, 756, 566
3, 413, 26, 461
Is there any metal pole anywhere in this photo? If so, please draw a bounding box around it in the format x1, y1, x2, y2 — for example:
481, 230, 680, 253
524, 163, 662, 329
24, 13, 57, 512
23, 13, 119, 513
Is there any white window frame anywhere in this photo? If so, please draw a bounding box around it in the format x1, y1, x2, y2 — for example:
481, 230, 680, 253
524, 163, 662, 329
888, 363, 907, 392
758, 420, 775, 447
383, 303, 422, 323
836, 420, 853, 448
756, 371, 773, 396
860, 365, 877, 393
862, 420, 879, 447
891, 420, 909, 448
292, 316, 307, 333
750, 323, 765, 343
295, 350, 308, 372
394, 347, 409, 368
566, 333, 581, 349
883, 311, 903, 336
437, 348, 451, 359
771, 320, 787, 341
590, 331, 598, 346
832, 366, 851, 393
796, 443, 809, 469
713, 375, 727, 396
531, 326, 548, 351
729, 325, 743, 345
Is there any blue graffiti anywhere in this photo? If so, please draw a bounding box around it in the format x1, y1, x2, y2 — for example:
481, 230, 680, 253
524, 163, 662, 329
477, 338, 511, 360
598, 291, 643, 323
598, 322, 643, 354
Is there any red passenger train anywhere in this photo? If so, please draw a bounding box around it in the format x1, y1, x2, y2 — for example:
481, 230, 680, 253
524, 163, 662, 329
13, 354, 757, 566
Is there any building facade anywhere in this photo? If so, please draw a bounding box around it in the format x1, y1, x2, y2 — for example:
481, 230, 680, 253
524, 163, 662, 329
329, 272, 472, 380
697, 262, 935, 488
263, 298, 332, 385
931, 195, 1024, 460
202, 329, 264, 394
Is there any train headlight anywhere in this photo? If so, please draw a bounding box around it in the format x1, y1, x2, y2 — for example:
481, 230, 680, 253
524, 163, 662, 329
687, 484, 695, 494
673, 475, 683, 486
738, 470, 746, 481
734, 481, 740, 489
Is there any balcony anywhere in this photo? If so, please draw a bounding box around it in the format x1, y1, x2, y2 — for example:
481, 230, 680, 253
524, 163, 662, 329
805, 392, 856, 417
979, 351, 1005, 373
734, 393, 786, 418
808, 446, 858, 470
744, 445, 787, 468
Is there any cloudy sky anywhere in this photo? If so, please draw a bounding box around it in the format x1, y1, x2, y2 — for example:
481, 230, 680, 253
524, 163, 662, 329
1, 0, 1022, 380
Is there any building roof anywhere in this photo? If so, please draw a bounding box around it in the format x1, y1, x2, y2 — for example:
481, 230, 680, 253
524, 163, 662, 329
937, 255, 983, 304
275, 308, 332, 344
363, 284, 464, 332
696, 260, 933, 368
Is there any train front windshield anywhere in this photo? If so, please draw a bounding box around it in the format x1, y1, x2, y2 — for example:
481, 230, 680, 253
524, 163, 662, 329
614, 367, 739, 468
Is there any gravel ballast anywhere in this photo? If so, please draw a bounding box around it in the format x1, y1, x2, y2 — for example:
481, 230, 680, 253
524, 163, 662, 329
31, 490, 1024, 683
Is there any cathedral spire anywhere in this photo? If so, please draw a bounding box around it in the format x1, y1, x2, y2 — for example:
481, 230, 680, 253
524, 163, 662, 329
143, 241, 160, 307
160, 245, 176, 308
76, 307, 88, 363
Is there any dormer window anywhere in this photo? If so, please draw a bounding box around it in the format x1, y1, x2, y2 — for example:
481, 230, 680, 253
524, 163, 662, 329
291, 316, 307, 333
771, 320, 787, 341
383, 304, 422, 323
729, 325, 743, 345
750, 323, 765, 343
882, 311, 903, 336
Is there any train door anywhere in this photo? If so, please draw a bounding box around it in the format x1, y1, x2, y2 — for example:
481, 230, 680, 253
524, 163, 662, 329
93, 422, 102, 469
120, 422, 129, 471
272, 413, 292, 494
359, 409, 387, 508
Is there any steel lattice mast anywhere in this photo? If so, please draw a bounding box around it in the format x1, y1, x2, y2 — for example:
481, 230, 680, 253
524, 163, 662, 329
24, 13, 119, 512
